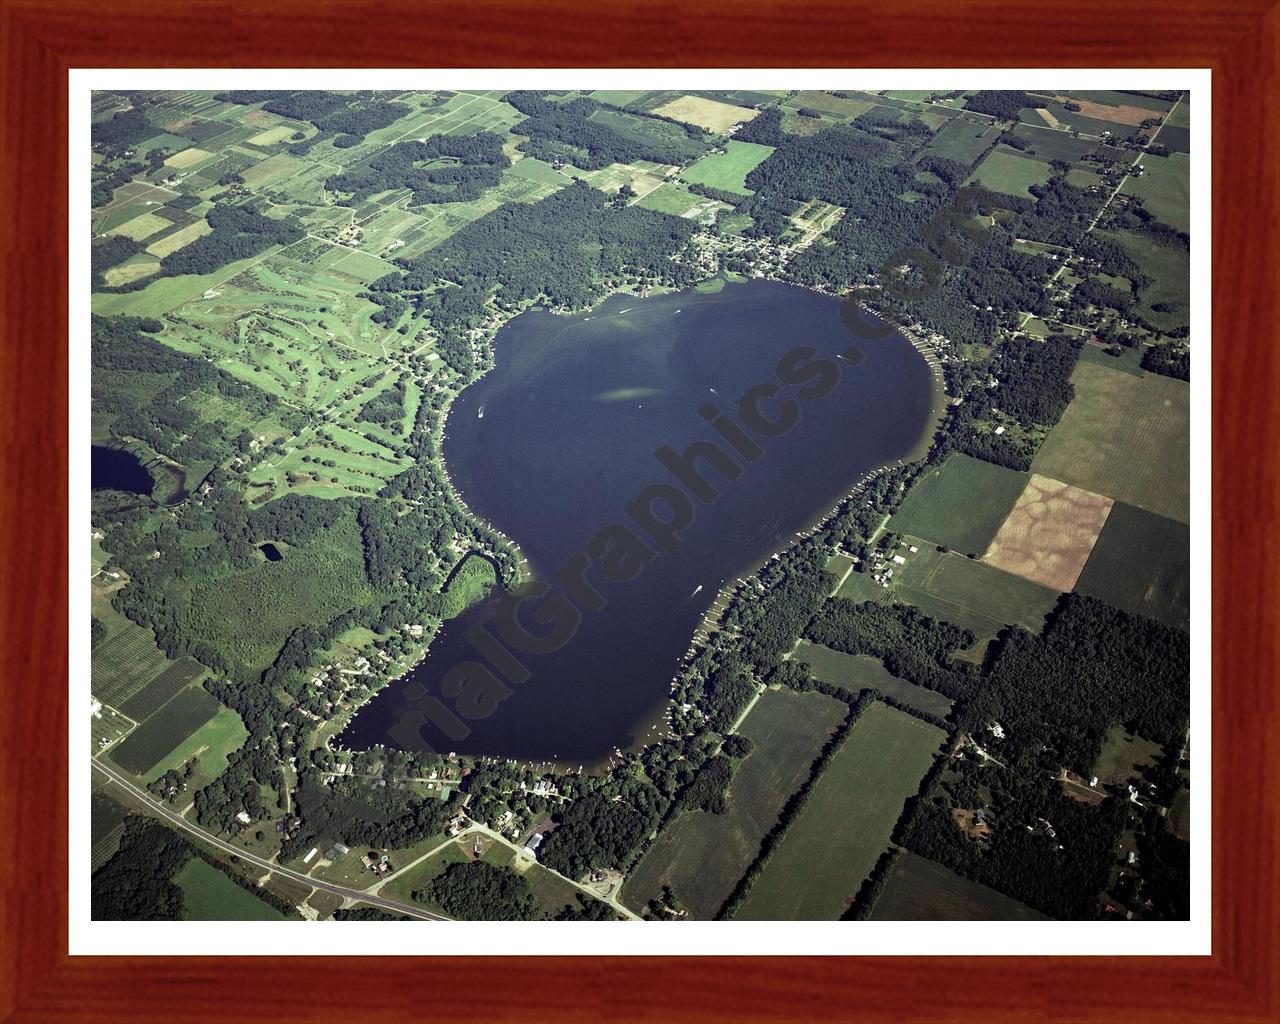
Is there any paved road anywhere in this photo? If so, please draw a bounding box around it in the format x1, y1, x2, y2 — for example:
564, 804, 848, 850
91, 759, 449, 922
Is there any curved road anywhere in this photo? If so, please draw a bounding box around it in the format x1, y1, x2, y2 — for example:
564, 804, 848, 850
91, 759, 449, 922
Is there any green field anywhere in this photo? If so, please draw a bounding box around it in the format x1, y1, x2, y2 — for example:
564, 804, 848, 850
1097, 227, 1190, 333
1093, 724, 1164, 786
922, 118, 996, 169
870, 851, 1047, 920
965, 146, 1054, 199
734, 702, 944, 920
378, 839, 471, 908
894, 544, 1061, 636
622, 688, 847, 919
792, 641, 953, 719
174, 858, 287, 921
141, 705, 248, 784
1074, 502, 1189, 630
890, 453, 1028, 555
108, 686, 222, 776
680, 141, 775, 195
1121, 152, 1190, 234
1033, 361, 1190, 523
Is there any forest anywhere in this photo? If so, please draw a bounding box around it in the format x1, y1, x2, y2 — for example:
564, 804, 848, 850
538, 790, 665, 879
964, 593, 1190, 773
326, 133, 509, 205
419, 861, 534, 920
503, 91, 709, 169
807, 599, 979, 701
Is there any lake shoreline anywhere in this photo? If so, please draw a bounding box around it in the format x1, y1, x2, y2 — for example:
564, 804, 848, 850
337, 276, 942, 767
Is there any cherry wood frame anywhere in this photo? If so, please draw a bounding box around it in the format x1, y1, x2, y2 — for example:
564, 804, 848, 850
2, 1, 1276, 1020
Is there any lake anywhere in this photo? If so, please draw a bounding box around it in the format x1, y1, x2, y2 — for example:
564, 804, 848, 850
91, 445, 154, 495
339, 280, 937, 764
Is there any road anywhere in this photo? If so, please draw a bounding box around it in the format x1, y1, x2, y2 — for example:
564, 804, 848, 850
91, 759, 449, 922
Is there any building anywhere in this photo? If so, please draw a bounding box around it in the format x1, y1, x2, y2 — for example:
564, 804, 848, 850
523, 833, 545, 859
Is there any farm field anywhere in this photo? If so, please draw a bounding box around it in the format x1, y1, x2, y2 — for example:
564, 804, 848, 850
91, 622, 174, 711
173, 858, 287, 921
651, 95, 759, 133
966, 146, 1054, 198
1033, 361, 1190, 523
1121, 152, 1190, 233
91, 791, 132, 870
622, 688, 847, 919
680, 141, 775, 195
894, 544, 1061, 636
870, 852, 1047, 920
792, 641, 953, 719
118, 658, 206, 722
1095, 227, 1190, 333
1074, 502, 1190, 630
889, 453, 1028, 555
734, 701, 944, 920
141, 705, 248, 785
635, 181, 729, 223
107, 686, 222, 776
982, 474, 1114, 592
921, 117, 996, 169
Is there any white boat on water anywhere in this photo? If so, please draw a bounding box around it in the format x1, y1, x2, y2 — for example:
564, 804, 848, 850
690, 585, 703, 597
477, 405, 485, 419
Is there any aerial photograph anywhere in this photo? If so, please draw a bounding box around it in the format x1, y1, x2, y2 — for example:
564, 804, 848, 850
89, 86, 1191, 924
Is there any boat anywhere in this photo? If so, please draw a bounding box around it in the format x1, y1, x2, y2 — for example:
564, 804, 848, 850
477, 405, 485, 419
691, 584, 703, 597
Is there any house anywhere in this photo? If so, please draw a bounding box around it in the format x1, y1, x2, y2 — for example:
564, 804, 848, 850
523, 833, 545, 859
892, 554, 906, 566
994, 425, 1006, 436
236, 810, 252, 825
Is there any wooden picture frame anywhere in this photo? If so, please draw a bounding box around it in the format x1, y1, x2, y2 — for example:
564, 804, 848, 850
2, 1, 1275, 1019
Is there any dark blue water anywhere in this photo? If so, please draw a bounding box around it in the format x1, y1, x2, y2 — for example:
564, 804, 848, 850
91, 445, 154, 495
260, 543, 283, 562
339, 280, 935, 763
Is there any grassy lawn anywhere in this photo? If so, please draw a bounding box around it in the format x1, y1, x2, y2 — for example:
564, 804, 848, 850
1033, 360, 1190, 523
734, 701, 944, 920
792, 641, 953, 719
889, 453, 1028, 555
870, 851, 1047, 920
680, 141, 775, 195
622, 688, 847, 919
174, 858, 287, 921
1092, 723, 1164, 786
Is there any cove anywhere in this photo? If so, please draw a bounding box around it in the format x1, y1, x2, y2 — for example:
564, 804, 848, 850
338, 280, 936, 764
